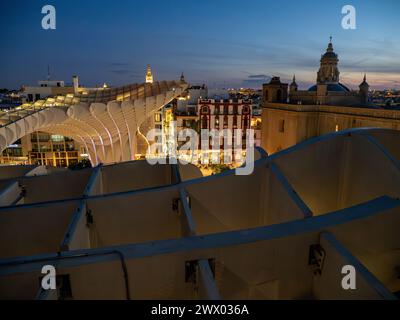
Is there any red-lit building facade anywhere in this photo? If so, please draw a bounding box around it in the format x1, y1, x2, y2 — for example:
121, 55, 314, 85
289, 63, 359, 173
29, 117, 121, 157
198, 98, 252, 132
174, 98, 258, 165
198, 99, 252, 161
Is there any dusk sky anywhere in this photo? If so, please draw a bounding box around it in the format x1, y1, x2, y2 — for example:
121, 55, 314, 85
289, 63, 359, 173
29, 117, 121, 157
1, 0, 399, 90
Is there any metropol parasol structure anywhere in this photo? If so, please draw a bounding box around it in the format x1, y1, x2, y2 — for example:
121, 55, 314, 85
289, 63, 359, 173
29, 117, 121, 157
0, 80, 187, 165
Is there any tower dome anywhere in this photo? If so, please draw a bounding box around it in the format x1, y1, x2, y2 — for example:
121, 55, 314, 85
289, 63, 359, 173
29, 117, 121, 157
321, 38, 338, 59
317, 37, 340, 84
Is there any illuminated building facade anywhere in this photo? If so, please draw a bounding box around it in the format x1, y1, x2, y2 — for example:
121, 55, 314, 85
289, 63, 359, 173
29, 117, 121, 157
0, 132, 84, 167
0, 140, 27, 165
22, 132, 83, 167
198, 98, 252, 163
198, 98, 252, 131
173, 97, 261, 165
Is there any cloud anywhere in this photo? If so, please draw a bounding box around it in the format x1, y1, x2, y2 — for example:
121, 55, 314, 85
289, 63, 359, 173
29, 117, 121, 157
248, 74, 269, 79
107, 62, 131, 67
239, 74, 271, 88
110, 69, 132, 75
108, 69, 143, 78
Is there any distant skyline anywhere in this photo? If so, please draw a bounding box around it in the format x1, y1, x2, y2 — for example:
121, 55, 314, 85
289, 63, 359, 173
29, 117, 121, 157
0, 0, 399, 90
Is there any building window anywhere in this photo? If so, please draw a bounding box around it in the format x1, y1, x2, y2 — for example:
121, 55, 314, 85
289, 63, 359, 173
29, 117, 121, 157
201, 106, 209, 114
335, 124, 339, 132
201, 115, 208, 129
51, 135, 64, 142
265, 90, 269, 101
223, 115, 228, 128
277, 89, 282, 102
53, 144, 65, 151
243, 117, 248, 129
279, 119, 285, 133
35, 94, 41, 101
154, 113, 161, 122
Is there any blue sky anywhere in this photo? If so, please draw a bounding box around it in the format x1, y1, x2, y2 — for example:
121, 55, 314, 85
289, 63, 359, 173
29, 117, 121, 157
0, 0, 399, 90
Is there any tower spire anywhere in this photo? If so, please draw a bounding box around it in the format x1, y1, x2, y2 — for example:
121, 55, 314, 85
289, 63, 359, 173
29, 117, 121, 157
327, 36, 334, 52
359, 73, 369, 88
359, 73, 369, 105
290, 74, 298, 92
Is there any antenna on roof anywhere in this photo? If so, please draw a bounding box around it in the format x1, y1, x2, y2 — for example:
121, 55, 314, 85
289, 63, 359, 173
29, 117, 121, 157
47, 65, 51, 81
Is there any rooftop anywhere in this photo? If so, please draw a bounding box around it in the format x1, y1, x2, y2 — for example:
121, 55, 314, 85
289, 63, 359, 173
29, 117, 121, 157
308, 83, 351, 92
0, 128, 399, 299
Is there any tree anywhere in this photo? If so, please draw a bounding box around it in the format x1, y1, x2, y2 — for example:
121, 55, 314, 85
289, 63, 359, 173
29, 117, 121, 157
208, 164, 231, 174
68, 158, 92, 170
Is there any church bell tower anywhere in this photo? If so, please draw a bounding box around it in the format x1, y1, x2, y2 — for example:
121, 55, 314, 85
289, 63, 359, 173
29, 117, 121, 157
145, 65, 153, 84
